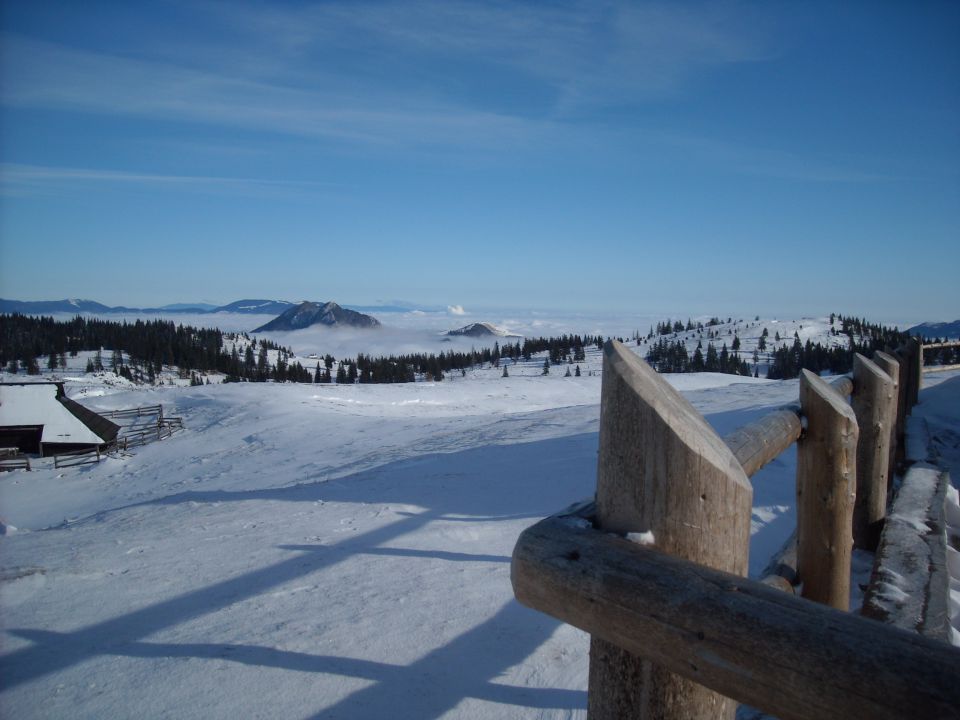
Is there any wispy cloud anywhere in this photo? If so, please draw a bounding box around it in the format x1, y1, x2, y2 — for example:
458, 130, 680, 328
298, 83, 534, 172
659, 134, 893, 183
0, 2, 772, 149
211, 0, 772, 108
0, 163, 336, 197
0, 34, 554, 151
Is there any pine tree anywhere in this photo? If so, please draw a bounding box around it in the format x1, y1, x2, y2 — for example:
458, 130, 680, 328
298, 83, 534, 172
542, 357, 550, 375
574, 364, 581, 377
502, 365, 509, 378
564, 366, 572, 377
705, 343, 719, 372
257, 345, 268, 381
690, 346, 705, 372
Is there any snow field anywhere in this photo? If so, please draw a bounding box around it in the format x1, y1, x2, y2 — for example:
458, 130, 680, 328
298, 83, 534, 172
0, 366, 804, 719
2, 313, 956, 718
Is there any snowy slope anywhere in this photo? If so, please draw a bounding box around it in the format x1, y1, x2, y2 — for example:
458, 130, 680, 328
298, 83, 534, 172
0, 366, 803, 719
2, 314, 954, 719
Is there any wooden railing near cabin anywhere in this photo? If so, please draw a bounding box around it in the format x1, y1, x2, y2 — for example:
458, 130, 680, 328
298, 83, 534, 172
511, 337, 960, 719
53, 445, 102, 469
0, 447, 31, 471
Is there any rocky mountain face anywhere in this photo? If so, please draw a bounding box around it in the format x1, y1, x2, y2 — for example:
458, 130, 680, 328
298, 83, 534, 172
445, 322, 515, 338
253, 301, 381, 332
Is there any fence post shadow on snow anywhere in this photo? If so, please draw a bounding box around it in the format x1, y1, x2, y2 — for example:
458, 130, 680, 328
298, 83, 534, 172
512, 339, 960, 720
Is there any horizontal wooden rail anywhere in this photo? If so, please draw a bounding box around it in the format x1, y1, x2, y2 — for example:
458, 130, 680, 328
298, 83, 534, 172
722, 409, 802, 477
921, 341, 960, 350
923, 363, 960, 373
512, 513, 960, 720
98, 405, 163, 419
720, 373, 851, 479
53, 447, 102, 468
829, 375, 853, 396
120, 422, 162, 434
0, 454, 31, 471
759, 530, 798, 593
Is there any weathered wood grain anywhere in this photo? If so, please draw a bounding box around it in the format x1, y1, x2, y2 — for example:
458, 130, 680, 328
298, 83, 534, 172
722, 409, 801, 478
759, 528, 798, 593
797, 369, 858, 609
908, 337, 922, 408
829, 375, 854, 397
872, 351, 901, 492
851, 354, 895, 550
894, 346, 911, 470
590, 340, 752, 720
511, 515, 960, 720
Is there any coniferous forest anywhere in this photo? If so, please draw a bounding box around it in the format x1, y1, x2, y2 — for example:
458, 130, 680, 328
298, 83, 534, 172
641, 314, 911, 379
0, 314, 297, 383
0, 312, 923, 385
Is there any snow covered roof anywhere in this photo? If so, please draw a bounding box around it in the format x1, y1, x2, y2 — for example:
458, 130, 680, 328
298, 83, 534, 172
0, 383, 112, 446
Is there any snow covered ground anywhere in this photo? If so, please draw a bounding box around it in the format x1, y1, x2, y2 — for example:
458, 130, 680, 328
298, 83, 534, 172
1, 315, 957, 719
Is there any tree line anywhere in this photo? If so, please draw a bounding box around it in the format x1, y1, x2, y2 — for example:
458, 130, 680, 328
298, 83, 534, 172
0, 313, 297, 383
0, 312, 926, 386
765, 314, 909, 379
645, 337, 752, 376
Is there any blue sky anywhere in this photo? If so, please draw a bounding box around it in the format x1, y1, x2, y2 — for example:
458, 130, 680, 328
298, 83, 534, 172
1, 1, 957, 323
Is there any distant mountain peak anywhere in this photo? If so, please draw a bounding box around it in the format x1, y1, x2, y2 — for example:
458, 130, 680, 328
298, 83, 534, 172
253, 301, 381, 332
445, 322, 516, 338
909, 319, 960, 340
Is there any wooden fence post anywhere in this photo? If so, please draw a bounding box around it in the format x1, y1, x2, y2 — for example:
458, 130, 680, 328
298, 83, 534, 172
589, 341, 753, 719
872, 351, 901, 493
797, 370, 858, 610
909, 337, 922, 409
893, 346, 910, 471
851, 354, 895, 551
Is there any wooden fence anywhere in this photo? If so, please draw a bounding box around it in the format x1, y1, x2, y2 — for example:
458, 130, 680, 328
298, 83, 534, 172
98, 404, 164, 421
0, 448, 31, 472
921, 340, 960, 373
116, 417, 183, 450
49, 405, 183, 466
53, 446, 102, 469
512, 337, 959, 719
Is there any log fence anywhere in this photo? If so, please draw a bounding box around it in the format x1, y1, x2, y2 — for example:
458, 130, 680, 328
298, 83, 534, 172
98, 404, 164, 421
512, 337, 959, 719
921, 340, 960, 373
53, 446, 102, 469
115, 416, 183, 450
0, 447, 31, 471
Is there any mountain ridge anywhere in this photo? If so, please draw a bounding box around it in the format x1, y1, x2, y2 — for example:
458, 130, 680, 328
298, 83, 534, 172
253, 301, 381, 332
909, 320, 960, 340
0, 297, 424, 316
445, 322, 518, 339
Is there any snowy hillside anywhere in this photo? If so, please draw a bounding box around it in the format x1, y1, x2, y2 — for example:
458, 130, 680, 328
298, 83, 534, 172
1, 312, 956, 719
25, 311, 856, 369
